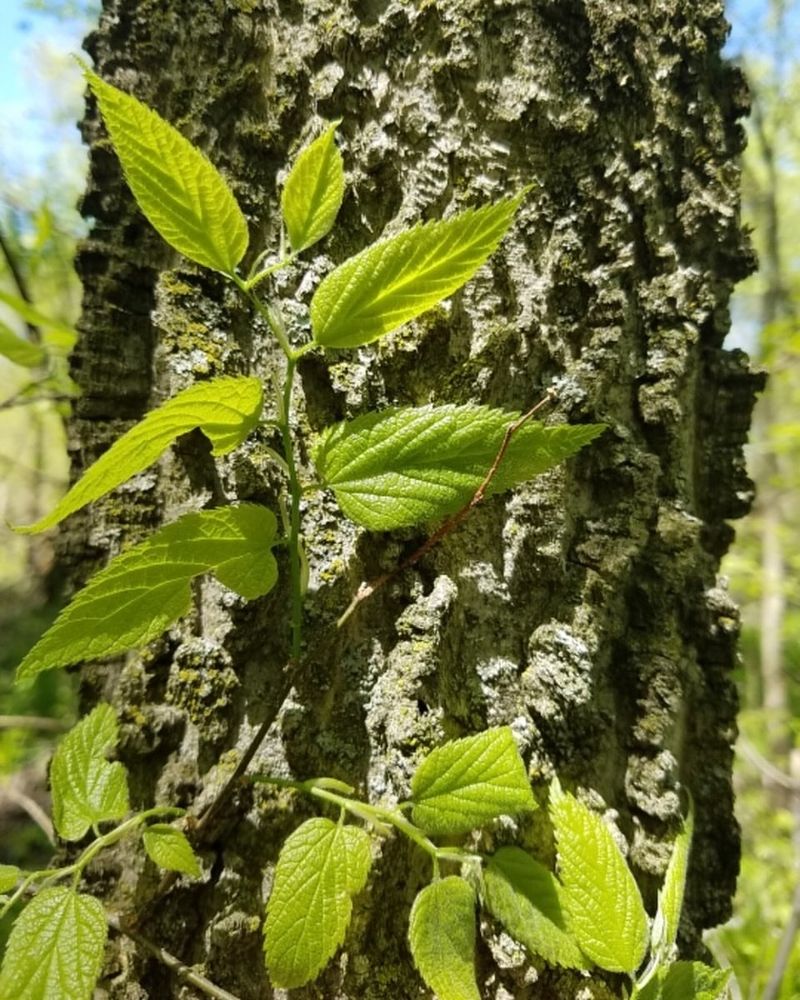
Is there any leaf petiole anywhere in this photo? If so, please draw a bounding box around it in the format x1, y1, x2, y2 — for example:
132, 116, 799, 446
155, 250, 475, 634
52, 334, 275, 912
243, 253, 296, 292
70, 807, 185, 887
0, 869, 58, 922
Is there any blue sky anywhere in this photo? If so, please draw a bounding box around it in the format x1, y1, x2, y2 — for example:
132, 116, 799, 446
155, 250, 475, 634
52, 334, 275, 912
0, 0, 88, 176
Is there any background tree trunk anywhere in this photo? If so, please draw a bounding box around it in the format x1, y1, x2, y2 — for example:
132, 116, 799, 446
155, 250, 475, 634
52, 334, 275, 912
65, 1, 762, 996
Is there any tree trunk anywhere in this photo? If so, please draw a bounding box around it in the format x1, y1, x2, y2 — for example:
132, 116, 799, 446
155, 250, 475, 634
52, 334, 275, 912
65, 1, 762, 997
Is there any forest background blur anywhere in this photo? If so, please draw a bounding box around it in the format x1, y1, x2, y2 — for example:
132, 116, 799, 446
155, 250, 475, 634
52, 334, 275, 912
0, 1, 796, 996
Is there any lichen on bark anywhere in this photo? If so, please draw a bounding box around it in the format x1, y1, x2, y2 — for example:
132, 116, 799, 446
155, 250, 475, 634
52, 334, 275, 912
62, 0, 762, 996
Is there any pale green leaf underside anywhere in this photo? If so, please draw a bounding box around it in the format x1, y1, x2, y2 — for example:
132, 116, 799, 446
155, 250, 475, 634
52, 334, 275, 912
17, 504, 278, 681
408, 876, 480, 1000
310, 193, 524, 348
660, 961, 731, 1000
17, 375, 263, 534
0, 865, 21, 893
143, 824, 201, 877
0, 289, 77, 340
0, 322, 46, 367
483, 848, 590, 970
0, 887, 107, 1000
314, 403, 605, 531
84, 66, 248, 275
410, 726, 536, 836
654, 803, 693, 959
282, 122, 344, 253
550, 779, 649, 974
264, 818, 372, 988
50, 703, 129, 842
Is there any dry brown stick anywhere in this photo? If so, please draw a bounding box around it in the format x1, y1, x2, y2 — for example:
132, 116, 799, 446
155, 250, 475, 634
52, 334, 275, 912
136, 661, 298, 922
337, 387, 558, 628
107, 913, 242, 1000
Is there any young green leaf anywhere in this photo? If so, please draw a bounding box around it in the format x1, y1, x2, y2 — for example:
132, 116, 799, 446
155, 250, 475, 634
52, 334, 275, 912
652, 801, 694, 960
17, 504, 279, 681
408, 876, 480, 1000
0, 865, 21, 893
549, 778, 649, 974
264, 818, 372, 988
410, 727, 536, 836
142, 823, 201, 877
314, 403, 605, 531
310, 193, 525, 348
83, 65, 248, 275
0, 887, 107, 1000
16, 375, 263, 534
282, 121, 345, 253
0, 321, 46, 367
654, 961, 731, 1000
50, 703, 129, 842
483, 847, 589, 970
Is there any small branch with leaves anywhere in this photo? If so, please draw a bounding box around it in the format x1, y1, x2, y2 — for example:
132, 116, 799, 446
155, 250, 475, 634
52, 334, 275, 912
0, 705, 730, 1000
0, 62, 619, 1000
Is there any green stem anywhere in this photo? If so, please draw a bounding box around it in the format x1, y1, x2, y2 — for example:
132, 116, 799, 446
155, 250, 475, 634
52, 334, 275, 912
281, 354, 303, 662
303, 784, 438, 859
290, 341, 316, 361
232, 277, 307, 661
70, 807, 182, 887
254, 775, 483, 876
0, 807, 182, 918
0, 869, 58, 921
233, 278, 292, 357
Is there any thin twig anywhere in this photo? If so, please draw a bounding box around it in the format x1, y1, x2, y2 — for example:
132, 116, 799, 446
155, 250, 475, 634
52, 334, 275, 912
107, 913, 242, 1000
0, 393, 73, 412
0, 785, 55, 844
194, 710, 283, 841
135, 676, 294, 923
737, 736, 800, 791
0, 715, 69, 732
337, 387, 558, 627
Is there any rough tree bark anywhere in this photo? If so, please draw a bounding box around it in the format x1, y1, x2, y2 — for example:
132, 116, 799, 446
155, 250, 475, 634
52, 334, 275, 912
64, 1, 761, 997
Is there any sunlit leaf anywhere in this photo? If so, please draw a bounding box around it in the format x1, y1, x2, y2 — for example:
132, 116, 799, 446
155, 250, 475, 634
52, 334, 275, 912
50, 703, 129, 842
17, 505, 279, 681
549, 778, 649, 974
264, 818, 372, 988
652, 802, 693, 960
410, 727, 536, 836
17, 375, 263, 534
483, 847, 590, 969
83, 64, 248, 275
282, 121, 344, 253
311, 193, 525, 348
0, 887, 107, 1000
142, 824, 201, 877
638, 961, 731, 1000
408, 876, 480, 1000
314, 403, 605, 531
